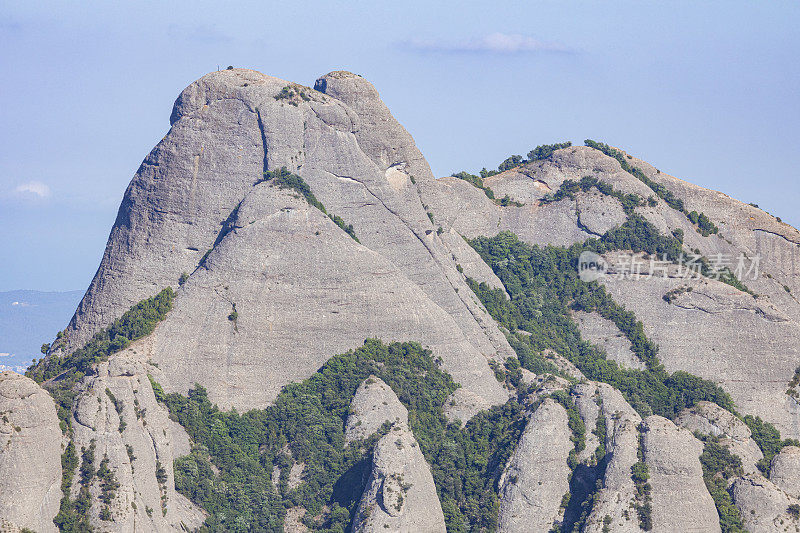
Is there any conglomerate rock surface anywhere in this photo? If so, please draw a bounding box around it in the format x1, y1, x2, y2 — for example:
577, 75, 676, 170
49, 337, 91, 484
0, 372, 62, 533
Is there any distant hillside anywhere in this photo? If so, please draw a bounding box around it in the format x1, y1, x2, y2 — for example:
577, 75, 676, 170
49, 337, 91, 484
0, 290, 82, 372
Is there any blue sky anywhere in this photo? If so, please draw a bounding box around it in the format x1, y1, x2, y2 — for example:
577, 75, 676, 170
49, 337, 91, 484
1, 0, 798, 292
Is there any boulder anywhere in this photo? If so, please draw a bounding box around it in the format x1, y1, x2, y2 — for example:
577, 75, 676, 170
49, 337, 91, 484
731, 474, 800, 532
770, 446, 800, 499
497, 398, 572, 532
675, 400, 763, 474
345, 377, 408, 444
0, 372, 62, 533
352, 424, 445, 532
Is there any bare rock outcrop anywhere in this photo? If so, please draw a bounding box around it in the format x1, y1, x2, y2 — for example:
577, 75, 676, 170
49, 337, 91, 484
0, 372, 62, 533
676, 400, 764, 474
138, 184, 505, 415
345, 377, 408, 444
769, 446, 800, 499
572, 382, 601, 462
573, 311, 645, 371
731, 474, 800, 532
584, 384, 642, 533
349, 374, 445, 532
642, 415, 721, 533
68, 348, 204, 530
497, 398, 572, 533
352, 425, 445, 532
602, 270, 800, 439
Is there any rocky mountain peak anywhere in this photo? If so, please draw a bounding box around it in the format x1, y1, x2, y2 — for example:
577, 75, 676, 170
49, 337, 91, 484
10, 67, 800, 532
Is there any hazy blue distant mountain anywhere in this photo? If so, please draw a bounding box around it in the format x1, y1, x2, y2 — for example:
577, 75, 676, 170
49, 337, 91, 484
0, 290, 82, 373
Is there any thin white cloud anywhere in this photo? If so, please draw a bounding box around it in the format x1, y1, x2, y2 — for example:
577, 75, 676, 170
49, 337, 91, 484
0, 353, 11, 358
0, 364, 27, 374
15, 181, 51, 198
403, 33, 574, 54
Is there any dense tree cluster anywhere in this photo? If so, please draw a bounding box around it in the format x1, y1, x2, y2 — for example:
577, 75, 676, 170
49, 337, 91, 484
28, 287, 174, 385
527, 142, 573, 162
538, 173, 750, 294
54, 440, 97, 531
496, 142, 574, 172
631, 431, 652, 531
540, 176, 644, 216
742, 415, 800, 474
451, 171, 523, 207
451, 142, 574, 206
27, 287, 175, 435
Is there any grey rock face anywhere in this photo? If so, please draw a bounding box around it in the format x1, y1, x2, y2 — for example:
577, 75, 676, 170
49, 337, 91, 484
731, 474, 800, 532
642, 415, 721, 533
131, 185, 504, 414
349, 374, 445, 532
64, 69, 283, 354
576, 190, 628, 236
20, 68, 800, 530
345, 377, 408, 444
352, 425, 445, 533
0, 372, 62, 533
602, 271, 800, 439
497, 398, 572, 533
55, 68, 509, 421
572, 382, 601, 463
770, 446, 800, 499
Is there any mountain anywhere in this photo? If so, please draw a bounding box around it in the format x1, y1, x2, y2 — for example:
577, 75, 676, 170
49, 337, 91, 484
2, 68, 800, 533
0, 290, 83, 373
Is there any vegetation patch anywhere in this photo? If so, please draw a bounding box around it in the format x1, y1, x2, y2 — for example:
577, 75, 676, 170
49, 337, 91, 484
742, 415, 800, 474
540, 176, 644, 217
451, 142, 574, 207
468, 231, 735, 418
550, 388, 605, 533
697, 436, 747, 533
54, 439, 96, 531
274, 84, 312, 106
538, 175, 751, 294
663, 285, 693, 303
787, 366, 800, 400
28, 287, 174, 436
29, 287, 174, 386
26, 289, 174, 532
156, 339, 535, 532
631, 429, 652, 531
